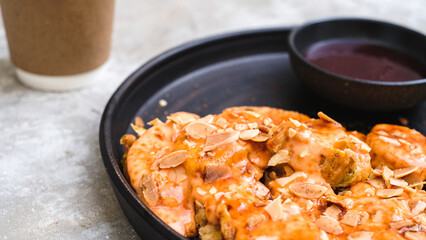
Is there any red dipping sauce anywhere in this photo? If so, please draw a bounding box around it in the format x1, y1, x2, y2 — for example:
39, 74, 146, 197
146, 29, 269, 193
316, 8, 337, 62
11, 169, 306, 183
304, 39, 426, 82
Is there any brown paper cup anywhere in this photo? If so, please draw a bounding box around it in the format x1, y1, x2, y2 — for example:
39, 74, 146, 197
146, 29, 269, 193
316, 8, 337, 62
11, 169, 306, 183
0, 0, 115, 90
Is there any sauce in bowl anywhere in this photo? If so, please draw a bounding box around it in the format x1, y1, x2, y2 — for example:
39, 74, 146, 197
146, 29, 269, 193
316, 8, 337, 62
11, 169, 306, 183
304, 39, 426, 82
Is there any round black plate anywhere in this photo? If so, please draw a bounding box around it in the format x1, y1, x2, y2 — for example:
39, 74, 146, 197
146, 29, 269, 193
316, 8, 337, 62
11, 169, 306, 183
99, 27, 426, 240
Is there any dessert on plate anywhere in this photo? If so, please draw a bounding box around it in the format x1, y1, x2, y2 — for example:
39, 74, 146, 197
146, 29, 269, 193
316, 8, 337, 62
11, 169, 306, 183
121, 106, 426, 240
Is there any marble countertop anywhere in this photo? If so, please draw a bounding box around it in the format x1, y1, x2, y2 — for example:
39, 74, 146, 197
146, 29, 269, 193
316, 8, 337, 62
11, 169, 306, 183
1, 0, 425, 239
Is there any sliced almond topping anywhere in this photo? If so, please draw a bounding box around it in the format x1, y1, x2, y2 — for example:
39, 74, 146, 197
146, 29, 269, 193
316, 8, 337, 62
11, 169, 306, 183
372, 210, 383, 223
148, 118, 163, 126
275, 172, 307, 187
359, 211, 369, 224
340, 210, 361, 227
300, 149, 309, 158
248, 122, 258, 129
378, 135, 401, 146
315, 216, 343, 235
209, 187, 217, 194
389, 220, 414, 229
382, 166, 394, 188
267, 150, 290, 166
185, 121, 217, 139
239, 129, 260, 140
405, 231, 426, 240
204, 165, 231, 184
289, 118, 302, 127
167, 113, 197, 125
235, 124, 249, 131
157, 150, 188, 169
389, 178, 408, 187
324, 205, 341, 220
413, 213, 426, 225
318, 112, 339, 125
409, 181, 426, 190
288, 128, 297, 138
251, 133, 269, 142
376, 130, 389, 136
376, 188, 403, 198
368, 177, 386, 189
319, 230, 329, 240
215, 117, 228, 128
254, 182, 270, 199
203, 131, 240, 151
347, 232, 374, 240
394, 166, 418, 178
263, 118, 273, 126
140, 173, 159, 206
265, 196, 283, 221
372, 168, 383, 176
246, 214, 266, 229
197, 188, 207, 195
167, 165, 187, 183
412, 200, 426, 216
199, 114, 214, 124
289, 182, 328, 199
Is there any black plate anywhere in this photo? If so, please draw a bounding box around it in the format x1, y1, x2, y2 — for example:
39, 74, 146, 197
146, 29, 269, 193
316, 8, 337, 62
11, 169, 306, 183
99, 27, 426, 240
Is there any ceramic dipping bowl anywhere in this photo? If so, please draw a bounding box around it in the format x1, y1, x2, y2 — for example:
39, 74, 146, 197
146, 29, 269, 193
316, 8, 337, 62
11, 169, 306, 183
288, 18, 426, 111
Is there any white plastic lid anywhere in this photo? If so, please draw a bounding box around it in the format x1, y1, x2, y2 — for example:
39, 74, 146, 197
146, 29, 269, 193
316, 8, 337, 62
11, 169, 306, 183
15, 63, 106, 91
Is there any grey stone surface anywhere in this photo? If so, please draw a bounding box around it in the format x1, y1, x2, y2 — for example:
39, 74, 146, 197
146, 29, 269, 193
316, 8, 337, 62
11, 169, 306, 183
0, 0, 425, 239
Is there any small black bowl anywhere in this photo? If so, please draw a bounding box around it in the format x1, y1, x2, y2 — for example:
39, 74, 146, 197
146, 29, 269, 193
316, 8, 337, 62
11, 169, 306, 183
288, 18, 426, 111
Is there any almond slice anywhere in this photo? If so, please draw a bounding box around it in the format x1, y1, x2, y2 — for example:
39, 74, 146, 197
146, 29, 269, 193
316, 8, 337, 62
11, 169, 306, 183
382, 166, 394, 188
239, 129, 260, 140
412, 200, 426, 216
324, 205, 341, 220
275, 172, 307, 187
389, 220, 414, 229
199, 114, 214, 124
251, 132, 269, 142
204, 165, 231, 184
318, 112, 339, 125
378, 135, 401, 146
185, 121, 217, 139
376, 188, 403, 198
394, 166, 418, 178
246, 214, 266, 229
289, 118, 302, 127
404, 231, 426, 240
267, 150, 290, 166
140, 173, 159, 206
215, 117, 228, 128
167, 165, 187, 183
368, 177, 386, 189
315, 216, 343, 235
248, 122, 258, 129
235, 124, 249, 131
288, 128, 297, 138
359, 211, 369, 224
341, 210, 361, 227
167, 113, 197, 125
372, 168, 383, 176
157, 150, 188, 169
389, 178, 408, 187
413, 213, 426, 225
254, 182, 270, 198
348, 232, 374, 240
265, 196, 283, 221
203, 131, 240, 151
289, 182, 328, 199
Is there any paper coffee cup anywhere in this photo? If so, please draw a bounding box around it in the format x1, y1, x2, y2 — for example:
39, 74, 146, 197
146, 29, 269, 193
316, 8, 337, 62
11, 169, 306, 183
0, 0, 115, 91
